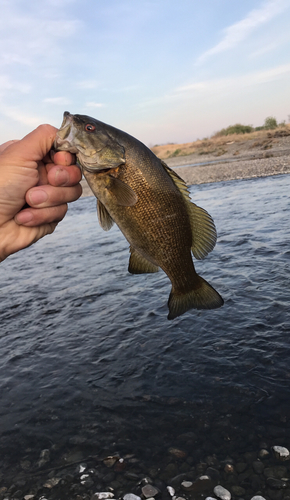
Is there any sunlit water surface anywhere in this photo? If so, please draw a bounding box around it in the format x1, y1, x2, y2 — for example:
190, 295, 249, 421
1, 174, 290, 494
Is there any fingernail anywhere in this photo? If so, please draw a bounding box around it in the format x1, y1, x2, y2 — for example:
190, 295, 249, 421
55, 168, 69, 185
29, 189, 48, 205
15, 211, 33, 224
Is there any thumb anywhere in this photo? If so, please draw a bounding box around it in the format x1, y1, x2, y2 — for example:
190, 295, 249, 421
1, 124, 57, 169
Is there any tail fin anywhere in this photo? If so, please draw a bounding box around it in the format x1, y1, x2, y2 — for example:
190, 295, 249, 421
167, 275, 224, 320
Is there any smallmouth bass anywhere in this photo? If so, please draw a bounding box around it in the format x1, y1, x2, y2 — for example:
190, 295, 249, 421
55, 112, 224, 319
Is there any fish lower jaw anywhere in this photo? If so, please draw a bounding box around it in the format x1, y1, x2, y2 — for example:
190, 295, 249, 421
54, 139, 78, 154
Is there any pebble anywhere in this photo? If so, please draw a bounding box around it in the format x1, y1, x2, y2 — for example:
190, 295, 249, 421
181, 481, 193, 490
141, 484, 159, 498
168, 448, 187, 459
266, 477, 288, 489
231, 485, 246, 496
92, 493, 115, 500
123, 495, 142, 500
272, 446, 290, 461
38, 449, 50, 468
250, 497, 267, 500
167, 486, 175, 497
259, 449, 270, 459
213, 485, 231, 500
252, 460, 264, 474
43, 477, 60, 488
235, 462, 247, 473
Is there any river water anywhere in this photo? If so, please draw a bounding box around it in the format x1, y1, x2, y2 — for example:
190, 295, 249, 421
1, 174, 290, 498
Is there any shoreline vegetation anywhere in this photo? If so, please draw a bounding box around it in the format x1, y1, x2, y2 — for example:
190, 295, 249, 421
80, 123, 290, 197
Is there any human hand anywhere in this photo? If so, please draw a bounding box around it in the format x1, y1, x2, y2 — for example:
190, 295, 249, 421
0, 124, 82, 263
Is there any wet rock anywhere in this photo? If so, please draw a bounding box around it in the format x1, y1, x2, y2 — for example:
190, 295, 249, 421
142, 484, 159, 498
182, 476, 213, 494
103, 472, 116, 483
206, 467, 220, 482
38, 449, 50, 467
168, 448, 187, 459
166, 486, 175, 497
224, 464, 234, 474
264, 466, 288, 478
213, 485, 231, 500
251, 474, 263, 491
103, 456, 119, 467
20, 459, 32, 470
235, 462, 247, 473
76, 463, 87, 474
164, 464, 178, 477
24, 495, 35, 500
250, 496, 267, 500
266, 477, 288, 489
168, 474, 189, 487
123, 495, 142, 500
181, 481, 193, 491
141, 477, 154, 486
42, 477, 59, 489
125, 472, 142, 481
179, 462, 191, 473
252, 460, 264, 474
69, 435, 87, 445
267, 491, 283, 500
91, 493, 115, 500
259, 449, 270, 459
231, 485, 246, 496
272, 446, 290, 461
206, 455, 219, 467
13, 490, 23, 499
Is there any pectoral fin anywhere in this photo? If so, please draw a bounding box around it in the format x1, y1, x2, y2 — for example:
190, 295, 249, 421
97, 199, 114, 231
108, 176, 138, 206
128, 247, 159, 274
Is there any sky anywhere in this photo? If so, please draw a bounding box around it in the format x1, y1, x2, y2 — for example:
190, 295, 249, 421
1, 0, 290, 146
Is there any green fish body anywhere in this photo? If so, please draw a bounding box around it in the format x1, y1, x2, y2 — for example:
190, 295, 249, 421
55, 112, 223, 319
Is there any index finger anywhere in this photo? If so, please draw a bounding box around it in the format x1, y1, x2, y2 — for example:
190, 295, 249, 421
52, 151, 76, 166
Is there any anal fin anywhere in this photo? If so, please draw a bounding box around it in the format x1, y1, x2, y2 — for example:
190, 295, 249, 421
128, 246, 159, 274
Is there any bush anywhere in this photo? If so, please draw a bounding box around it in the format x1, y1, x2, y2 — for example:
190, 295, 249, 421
264, 116, 278, 130
216, 123, 254, 136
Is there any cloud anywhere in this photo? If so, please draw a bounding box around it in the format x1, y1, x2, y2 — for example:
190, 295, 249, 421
197, 0, 290, 63
176, 63, 290, 94
85, 102, 105, 108
0, 107, 44, 127
43, 97, 71, 105
178, 63, 290, 93
76, 81, 100, 90
0, 75, 31, 95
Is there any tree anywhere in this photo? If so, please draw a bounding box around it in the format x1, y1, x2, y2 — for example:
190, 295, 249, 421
264, 116, 278, 130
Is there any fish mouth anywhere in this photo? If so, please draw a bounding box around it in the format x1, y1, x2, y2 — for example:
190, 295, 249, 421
54, 111, 79, 154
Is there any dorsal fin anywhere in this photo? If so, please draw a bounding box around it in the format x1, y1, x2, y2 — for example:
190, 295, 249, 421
161, 160, 217, 259
97, 199, 114, 230
128, 246, 159, 274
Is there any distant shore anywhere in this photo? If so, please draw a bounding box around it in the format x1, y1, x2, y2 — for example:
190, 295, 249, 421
80, 130, 290, 197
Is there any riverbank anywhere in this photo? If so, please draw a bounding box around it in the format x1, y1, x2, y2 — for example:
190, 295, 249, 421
80, 129, 290, 196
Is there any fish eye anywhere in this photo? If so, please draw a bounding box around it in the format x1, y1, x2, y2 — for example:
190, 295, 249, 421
85, 124, 95, 132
